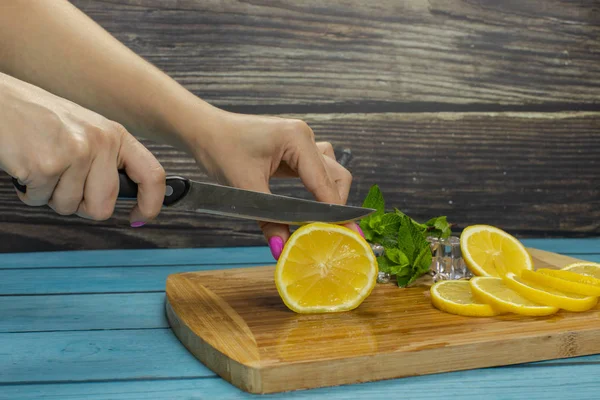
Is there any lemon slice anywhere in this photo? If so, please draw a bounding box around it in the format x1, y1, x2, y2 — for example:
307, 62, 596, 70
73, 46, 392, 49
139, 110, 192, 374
522, 269, 600, 297
470, 277, 558, 316
503, 272, 597, 312
460, 225, 533, 277
430, 280, 500, 317
562, 262, 600, 278
275, 222, 378, 313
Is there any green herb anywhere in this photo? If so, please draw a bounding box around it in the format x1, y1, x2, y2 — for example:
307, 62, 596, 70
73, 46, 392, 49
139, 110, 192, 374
360, 185, 452, 287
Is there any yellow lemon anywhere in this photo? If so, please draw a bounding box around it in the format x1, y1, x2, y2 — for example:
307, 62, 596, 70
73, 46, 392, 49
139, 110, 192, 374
275, 222, 378, 313
522, 269, 600, 297
430, 280, 500, 317
502, 272, 597, 312
562, 262, 600, 279
460, 225, 533, 277
470, 277, 558, 316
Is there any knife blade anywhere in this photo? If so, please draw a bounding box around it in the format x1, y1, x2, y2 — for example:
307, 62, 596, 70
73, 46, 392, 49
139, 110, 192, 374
116, 171, 375, 224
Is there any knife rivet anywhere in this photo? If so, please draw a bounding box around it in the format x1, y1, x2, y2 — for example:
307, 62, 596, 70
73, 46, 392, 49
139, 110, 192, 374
165, 185, 174, 197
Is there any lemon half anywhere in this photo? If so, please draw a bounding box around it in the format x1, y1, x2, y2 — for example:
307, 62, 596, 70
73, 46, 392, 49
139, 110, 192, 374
275, 223, 378, 314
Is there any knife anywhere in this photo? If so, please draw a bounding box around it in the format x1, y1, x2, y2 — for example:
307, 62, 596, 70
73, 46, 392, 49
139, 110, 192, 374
116, 172, 375, 224
11, 170, 375, 225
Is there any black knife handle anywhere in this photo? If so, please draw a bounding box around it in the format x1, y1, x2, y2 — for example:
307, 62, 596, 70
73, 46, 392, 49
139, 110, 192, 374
118, 170, 190, 206
11, 172, 189, 206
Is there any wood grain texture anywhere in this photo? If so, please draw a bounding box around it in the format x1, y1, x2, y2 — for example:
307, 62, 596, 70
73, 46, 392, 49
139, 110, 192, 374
0, 264, 268, 295
1, 112, 598, 252
165, 251, 600, 394
0, 246, 272, 269
0, 239, 592, 268
70, 0, 600, 110
0, 293, 168, 333
4, 364, 600, 400
0, 329, 212, 384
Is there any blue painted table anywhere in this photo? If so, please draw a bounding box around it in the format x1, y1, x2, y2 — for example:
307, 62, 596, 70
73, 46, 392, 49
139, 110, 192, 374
2, 239, 600, 399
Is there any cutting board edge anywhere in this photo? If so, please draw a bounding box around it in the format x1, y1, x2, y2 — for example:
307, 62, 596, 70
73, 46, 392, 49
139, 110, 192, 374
165, 298, 265, 393
247, 327, 600, 394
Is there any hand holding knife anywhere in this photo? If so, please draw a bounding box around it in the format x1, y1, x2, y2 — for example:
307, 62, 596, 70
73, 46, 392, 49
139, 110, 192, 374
12, 148, 375, 225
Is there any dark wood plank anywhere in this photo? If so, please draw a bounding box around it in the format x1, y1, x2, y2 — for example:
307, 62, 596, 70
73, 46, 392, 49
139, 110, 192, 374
0, 112, 598, 252
67, 0, 600, 111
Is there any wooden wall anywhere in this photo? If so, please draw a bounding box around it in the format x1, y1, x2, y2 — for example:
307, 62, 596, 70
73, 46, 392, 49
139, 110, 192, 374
1, 0, 599, 252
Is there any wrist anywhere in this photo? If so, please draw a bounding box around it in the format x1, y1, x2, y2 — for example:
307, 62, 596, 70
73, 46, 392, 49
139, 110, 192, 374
151, 86, 227, 167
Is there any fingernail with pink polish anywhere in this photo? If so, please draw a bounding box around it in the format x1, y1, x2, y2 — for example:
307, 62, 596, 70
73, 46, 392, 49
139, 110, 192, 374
131, 221, 146, 228
269, 236, 284, 260
356, 224, 364, 238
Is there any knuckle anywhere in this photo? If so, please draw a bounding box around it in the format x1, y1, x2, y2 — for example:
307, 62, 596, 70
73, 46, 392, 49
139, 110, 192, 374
149, 165, 166, 185
285, 119, 314, 139
91, 121, 125, 150
342, 167, 353, 183
36, 159, 63, 177
109, 121, 129, 138
323, 141, 334, 152
70, 136, 92, 163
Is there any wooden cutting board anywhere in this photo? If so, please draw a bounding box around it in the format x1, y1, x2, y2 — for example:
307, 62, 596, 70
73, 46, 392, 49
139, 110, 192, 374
165, 248, 600, 394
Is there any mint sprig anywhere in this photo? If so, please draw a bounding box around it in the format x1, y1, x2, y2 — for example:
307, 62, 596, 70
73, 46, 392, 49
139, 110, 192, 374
360, 185, 452, 287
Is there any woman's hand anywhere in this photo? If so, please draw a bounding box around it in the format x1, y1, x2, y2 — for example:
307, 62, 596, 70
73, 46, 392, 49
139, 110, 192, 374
0, 1, 360, 256
189, 109, 359, 259
0, 73, 166, 226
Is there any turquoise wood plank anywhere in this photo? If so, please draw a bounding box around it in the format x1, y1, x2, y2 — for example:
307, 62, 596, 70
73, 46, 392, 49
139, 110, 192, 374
1, 239, 598, 270
0, 263, 271, 295
0, 293, 168, 333
0, 330, 214, 384
2, 362, 600, 400
3, 256, 599, 296
0, 247, 273, 269
521, 238, 600, 254
1, 325, 599, 385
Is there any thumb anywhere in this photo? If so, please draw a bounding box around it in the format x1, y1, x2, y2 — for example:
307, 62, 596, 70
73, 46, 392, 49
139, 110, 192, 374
260, 220, 290, 261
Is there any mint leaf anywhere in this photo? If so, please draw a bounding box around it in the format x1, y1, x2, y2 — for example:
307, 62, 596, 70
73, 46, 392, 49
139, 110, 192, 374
360, 186, 449, 288
359, 185, 386, 242
362, 185, 384, 216
393, 215, 433, 287
380, 236, 398, 249
379, 213, 402, 237
404, 247, 433, 287
397, 215, 427, 262
362, 211, 402, 244
396, 274, 412, 287
385, 248, 409, 266
360, 214, 383, 241
424, 216, 452, 239
377, 255, 410, 276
